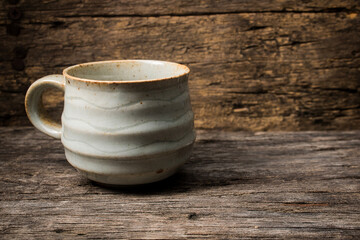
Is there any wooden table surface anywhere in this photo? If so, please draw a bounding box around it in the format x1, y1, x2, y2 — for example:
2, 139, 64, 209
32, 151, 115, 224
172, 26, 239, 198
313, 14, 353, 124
1, 127, 359, 239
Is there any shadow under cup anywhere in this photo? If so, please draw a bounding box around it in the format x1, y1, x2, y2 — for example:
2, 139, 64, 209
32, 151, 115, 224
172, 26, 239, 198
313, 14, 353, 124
27, 60, 195, 185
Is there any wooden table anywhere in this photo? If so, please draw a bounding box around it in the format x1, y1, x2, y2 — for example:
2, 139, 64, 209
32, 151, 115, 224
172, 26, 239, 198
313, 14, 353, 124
1, 127, 359, 239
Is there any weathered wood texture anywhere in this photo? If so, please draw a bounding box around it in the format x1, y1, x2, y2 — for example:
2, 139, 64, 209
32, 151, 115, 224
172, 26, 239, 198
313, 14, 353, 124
0, 127, 359, 239
0, 1, 360, 130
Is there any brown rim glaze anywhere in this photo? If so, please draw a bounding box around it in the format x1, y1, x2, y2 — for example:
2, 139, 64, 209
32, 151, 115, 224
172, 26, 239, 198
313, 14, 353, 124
63, 60, 190, 84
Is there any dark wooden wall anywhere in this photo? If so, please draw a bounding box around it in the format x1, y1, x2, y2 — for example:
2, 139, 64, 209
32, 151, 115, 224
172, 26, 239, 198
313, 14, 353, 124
1, 0, 359, 131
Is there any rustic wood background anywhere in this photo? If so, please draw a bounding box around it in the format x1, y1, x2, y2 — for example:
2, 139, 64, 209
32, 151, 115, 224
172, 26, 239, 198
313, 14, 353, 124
1, 0, 359, 131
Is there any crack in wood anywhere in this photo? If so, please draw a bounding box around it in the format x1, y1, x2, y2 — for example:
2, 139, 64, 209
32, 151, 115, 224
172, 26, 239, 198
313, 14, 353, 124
56, 8, 358, 19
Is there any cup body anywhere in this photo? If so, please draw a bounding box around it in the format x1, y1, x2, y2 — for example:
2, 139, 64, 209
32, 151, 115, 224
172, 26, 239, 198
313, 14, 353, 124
28, 60, 195, 185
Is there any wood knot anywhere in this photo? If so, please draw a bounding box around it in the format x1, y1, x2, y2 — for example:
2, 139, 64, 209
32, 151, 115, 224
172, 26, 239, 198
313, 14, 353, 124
14, 46, 27, 59
188, 212, 198, 220
8, 8, 22, 20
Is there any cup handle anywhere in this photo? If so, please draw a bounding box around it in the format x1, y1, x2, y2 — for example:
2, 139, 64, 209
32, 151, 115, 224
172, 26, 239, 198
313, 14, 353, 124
25, 74, 65, 139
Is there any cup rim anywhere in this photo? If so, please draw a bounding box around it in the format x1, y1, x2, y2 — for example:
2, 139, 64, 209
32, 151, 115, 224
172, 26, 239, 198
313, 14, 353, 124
63, 60, 190, 84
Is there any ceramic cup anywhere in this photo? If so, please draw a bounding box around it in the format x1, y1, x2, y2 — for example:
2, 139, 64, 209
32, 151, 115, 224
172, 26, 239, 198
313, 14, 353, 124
25, 60, 196, 185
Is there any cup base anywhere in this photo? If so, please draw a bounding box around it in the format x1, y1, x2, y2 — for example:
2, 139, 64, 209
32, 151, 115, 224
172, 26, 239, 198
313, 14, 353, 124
64, 144, 193, 185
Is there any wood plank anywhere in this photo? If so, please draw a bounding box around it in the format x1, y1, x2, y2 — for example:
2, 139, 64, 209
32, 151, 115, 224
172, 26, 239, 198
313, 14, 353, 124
0, 1, 359, 130
0, 127, 359, 238
1, 0, 359, 20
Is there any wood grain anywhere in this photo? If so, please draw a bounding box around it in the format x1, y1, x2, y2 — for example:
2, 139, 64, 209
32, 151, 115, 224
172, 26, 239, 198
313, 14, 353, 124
1, 0, 360, 19
0, 0, 360, 130
0, 127, 359, 239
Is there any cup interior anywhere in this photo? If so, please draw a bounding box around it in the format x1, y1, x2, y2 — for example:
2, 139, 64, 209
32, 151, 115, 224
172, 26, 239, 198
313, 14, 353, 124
64, 60, 189, 82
